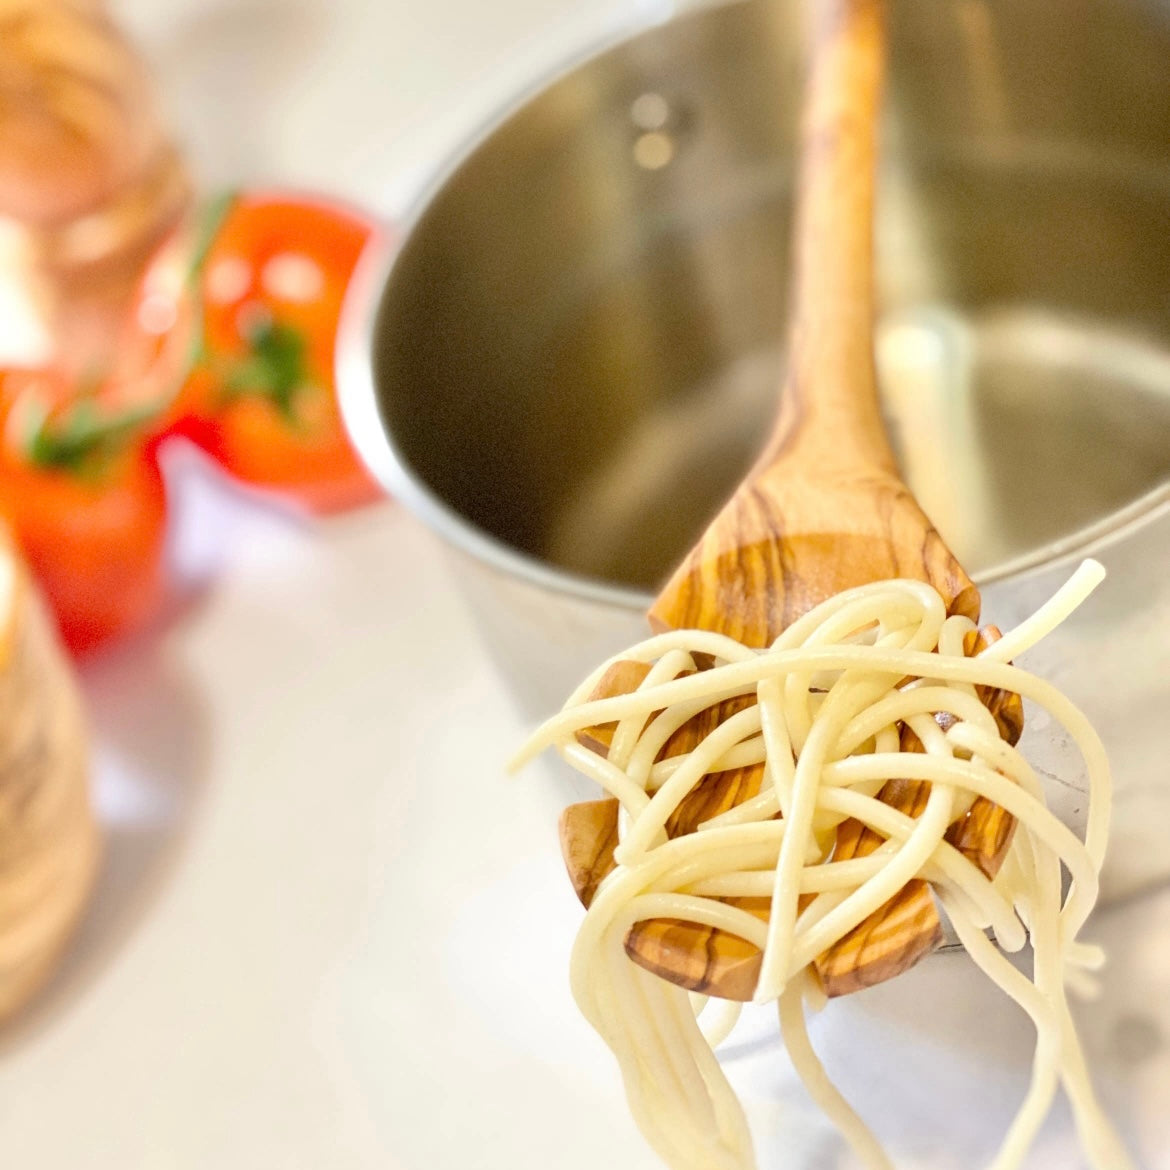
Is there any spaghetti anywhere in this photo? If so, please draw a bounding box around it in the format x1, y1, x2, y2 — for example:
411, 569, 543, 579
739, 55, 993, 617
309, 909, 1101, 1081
513, 560, 1133, 1170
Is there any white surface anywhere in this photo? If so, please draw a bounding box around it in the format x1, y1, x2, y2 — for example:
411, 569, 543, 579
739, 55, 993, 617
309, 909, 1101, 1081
2, 2, 1170, 1168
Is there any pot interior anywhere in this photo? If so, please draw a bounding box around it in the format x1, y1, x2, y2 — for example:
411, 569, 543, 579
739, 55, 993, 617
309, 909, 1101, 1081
373, 0, 1170, 592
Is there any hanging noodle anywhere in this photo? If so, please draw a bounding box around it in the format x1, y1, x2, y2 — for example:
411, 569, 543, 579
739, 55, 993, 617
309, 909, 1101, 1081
512, 559, 1134, 1170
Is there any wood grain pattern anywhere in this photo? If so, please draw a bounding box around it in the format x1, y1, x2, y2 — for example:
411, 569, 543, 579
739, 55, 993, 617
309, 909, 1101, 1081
945, 626, 1023, 877
559, 799, 618, 909
578, 660, 763, 839
0, 531, 97, 1023
626, 900, 770, 1003
810, 759, 941, 996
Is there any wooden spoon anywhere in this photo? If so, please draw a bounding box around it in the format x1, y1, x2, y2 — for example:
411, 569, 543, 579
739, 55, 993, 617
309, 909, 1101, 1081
556, 0, 1019, 1000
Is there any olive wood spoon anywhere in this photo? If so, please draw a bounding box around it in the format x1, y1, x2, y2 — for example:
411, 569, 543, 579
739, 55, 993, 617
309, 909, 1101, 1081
557, 0, 1019, 1000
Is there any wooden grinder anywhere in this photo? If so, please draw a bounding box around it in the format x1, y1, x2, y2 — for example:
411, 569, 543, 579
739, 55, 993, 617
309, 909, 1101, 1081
0, 531, 96, 1023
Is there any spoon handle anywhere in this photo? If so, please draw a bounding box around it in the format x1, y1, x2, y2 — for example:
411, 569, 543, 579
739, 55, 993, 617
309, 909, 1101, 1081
759, 0, 894, 476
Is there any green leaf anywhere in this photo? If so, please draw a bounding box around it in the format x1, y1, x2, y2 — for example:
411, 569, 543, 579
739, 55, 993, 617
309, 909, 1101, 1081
23, 396, 159, 476
219, 317, 315, 425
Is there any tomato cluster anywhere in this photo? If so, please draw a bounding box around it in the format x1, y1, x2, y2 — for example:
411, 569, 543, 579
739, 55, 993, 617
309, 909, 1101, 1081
0, 192, 386, 655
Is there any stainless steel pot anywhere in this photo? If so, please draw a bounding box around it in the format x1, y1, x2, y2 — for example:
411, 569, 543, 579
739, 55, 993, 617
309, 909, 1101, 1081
339, 0, 1170, 902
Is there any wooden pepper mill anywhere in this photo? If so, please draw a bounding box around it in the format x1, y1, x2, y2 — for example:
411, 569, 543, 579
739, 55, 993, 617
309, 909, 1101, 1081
0, 526, 97, 1023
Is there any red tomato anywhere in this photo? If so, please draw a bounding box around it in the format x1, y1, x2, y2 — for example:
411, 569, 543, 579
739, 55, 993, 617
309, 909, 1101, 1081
154, 191, 386, 513
0, 367, 168, 655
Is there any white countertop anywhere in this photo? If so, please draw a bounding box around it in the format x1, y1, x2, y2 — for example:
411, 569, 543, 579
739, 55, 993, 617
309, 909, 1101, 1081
2, 2, 1170, 1168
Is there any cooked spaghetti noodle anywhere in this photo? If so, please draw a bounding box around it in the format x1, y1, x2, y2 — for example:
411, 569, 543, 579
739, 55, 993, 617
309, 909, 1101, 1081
513, 560, 1133, 1170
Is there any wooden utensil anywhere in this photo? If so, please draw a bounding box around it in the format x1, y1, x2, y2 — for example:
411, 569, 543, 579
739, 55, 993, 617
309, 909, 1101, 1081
556, 0, 1018, 1000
